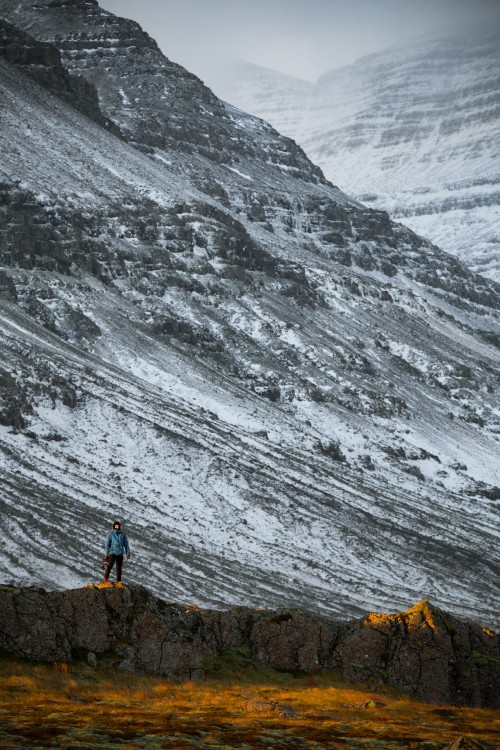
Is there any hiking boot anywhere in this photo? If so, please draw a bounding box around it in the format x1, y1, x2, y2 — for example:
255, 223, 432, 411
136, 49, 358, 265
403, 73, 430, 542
103, 578, 109, 583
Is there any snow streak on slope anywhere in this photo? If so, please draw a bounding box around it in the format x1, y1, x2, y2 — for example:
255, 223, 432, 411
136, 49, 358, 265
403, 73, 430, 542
213, 37, 500, 280
2, 288, 500, 628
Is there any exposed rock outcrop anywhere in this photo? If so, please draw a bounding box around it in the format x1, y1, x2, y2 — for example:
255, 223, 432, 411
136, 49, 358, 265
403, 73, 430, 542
443, 739, 497, 750
0, 585, 498, 708
0, 17, 119, 133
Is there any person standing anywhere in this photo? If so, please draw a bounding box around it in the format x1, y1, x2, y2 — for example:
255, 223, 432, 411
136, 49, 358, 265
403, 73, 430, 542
103, 520, 130, 583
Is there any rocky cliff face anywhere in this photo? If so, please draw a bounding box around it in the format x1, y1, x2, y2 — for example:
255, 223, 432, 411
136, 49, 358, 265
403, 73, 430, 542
0, 3, 499, 629
0, 17, 117, 132
0, 0, 324, 183
213, 37, 500, 280
1, 584, 499, 708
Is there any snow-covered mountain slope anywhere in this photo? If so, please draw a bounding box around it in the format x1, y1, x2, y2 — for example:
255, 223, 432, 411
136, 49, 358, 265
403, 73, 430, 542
0, 0, 324, 187
0, 4, 499, 628
212, 37, 500, 281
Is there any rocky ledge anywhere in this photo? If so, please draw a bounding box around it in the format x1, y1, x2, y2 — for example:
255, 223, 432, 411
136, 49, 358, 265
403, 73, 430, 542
0, 17, 119, 134
0, 584, 498, 708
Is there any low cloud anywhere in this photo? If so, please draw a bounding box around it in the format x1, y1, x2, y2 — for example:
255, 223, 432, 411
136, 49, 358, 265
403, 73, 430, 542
100, 0, 500, 82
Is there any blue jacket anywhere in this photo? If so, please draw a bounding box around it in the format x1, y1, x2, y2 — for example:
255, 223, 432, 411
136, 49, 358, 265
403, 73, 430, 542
105, 529, 130, 556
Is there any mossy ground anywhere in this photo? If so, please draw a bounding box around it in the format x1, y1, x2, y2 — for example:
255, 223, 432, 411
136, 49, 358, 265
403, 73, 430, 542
0, 651, 498, 749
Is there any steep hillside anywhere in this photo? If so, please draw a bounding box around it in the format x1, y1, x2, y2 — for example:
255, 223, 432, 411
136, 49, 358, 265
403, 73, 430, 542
0, 3, 499, 628
0, 0, 323, 185
213, 37, 500, 280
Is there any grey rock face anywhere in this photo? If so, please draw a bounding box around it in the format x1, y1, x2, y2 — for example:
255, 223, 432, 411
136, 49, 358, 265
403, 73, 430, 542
0, 366, 31, 429
0, 18, 118, 132
0, 0, 323, 182
0, 585, 499, 708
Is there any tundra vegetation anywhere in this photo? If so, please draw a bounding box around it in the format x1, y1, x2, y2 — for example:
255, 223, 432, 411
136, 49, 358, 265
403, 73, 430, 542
0, 652, 499, 749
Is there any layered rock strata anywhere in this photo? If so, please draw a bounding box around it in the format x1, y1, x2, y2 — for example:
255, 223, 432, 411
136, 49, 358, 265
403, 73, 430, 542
0, 0, 323, 180
0, 17, 118, 133
213, 37, 500, 279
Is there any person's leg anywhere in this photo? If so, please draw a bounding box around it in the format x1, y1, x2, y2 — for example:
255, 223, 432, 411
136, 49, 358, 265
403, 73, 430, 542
115, 554, 123, 582
104, 554, 116, 581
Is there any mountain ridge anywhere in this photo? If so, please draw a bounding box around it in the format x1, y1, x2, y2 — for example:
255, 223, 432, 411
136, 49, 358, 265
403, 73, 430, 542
211, 36, 500, 280
0, 0, 327, 186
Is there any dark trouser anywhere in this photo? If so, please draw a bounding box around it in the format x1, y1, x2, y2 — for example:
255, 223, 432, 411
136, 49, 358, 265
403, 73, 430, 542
104, 554, 123, 581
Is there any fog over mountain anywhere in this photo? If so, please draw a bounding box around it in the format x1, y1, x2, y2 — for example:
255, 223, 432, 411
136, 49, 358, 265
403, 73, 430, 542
212, 35, 500, 280
0, 0, 499, 630
98, 0, 500, 84
98, 2, 500, 279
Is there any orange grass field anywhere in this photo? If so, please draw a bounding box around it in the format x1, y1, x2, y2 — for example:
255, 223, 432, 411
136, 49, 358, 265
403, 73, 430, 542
0, 650, 498, 749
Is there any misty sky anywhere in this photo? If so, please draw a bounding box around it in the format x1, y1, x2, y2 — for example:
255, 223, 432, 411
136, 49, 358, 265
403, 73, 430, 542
99, 0, 500, 83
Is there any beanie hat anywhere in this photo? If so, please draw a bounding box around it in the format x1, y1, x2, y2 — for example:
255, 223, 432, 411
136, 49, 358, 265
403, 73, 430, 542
113, 520, 121, 529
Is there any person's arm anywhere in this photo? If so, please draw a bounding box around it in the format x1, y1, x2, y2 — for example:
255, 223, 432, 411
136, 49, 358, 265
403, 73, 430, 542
105, 532, 111, 554
124, 534, 130, 558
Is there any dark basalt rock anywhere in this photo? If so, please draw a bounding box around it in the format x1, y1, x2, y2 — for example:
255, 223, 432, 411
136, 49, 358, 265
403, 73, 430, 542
0, 17, 120, 134
0, 368, 32, 430
0, 269, 17, 301
0, 585, 498, 708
